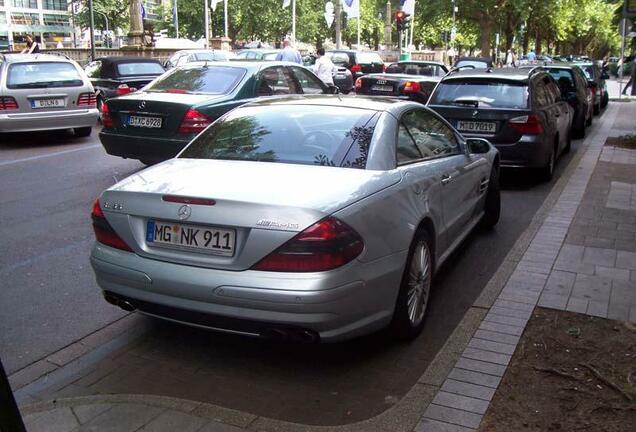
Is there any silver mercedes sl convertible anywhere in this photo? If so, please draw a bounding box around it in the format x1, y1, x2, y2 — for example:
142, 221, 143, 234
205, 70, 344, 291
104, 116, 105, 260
90, 95, 500, 342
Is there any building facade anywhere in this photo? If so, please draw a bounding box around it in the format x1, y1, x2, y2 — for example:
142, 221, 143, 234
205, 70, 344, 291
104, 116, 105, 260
0, 0, 74, 50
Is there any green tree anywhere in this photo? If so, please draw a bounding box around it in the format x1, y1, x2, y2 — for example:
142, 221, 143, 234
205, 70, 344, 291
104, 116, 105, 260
75, 0, 130, 34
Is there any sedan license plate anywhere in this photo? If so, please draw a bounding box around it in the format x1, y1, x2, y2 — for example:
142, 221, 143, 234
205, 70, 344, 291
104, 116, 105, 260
146, 220, 235, 256
129, 115, 162, 128
371, 85, 393, 92
457, 121, 496, 133
31, 98, 65, 109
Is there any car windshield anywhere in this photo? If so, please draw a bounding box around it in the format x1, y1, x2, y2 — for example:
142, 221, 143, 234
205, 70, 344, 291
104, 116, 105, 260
180, 105, 377, 169
193, 51, 236, 61
116, 62, 164, 76
7, 62, 83, 89
145, 66, 246, 94
387, 62, 445, 76
430, 79, 529, 109
456, 60, 489, 69
357, 52, 383, 64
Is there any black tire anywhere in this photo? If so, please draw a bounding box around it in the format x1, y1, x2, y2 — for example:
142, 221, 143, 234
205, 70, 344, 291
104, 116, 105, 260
391, 229, 433, 341
540, 144, 556, 182
593, 100, 601, 116
573, 115, 586, 139
602, 92, 609, 108
481, 167, 500, 228
74, 127, 92, 138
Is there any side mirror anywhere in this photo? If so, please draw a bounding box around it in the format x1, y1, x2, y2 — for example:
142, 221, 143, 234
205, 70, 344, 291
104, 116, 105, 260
466, 138, 491, 154
327, 84, 340, 95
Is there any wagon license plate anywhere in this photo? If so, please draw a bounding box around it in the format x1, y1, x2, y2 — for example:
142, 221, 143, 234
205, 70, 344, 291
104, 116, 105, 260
129, 115, 162, 128
457, 121, 496, 133
371, 85, 393, 92
146, 220, 235, 256
31, 98, 65, 109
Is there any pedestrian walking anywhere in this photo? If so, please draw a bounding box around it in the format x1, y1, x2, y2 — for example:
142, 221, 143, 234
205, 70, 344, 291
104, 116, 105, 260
313, 48, 336, 86
622, 56, 636, 96
527, 49, 537, 63
275, 38, 302, 64
20, 35, 40, 54
505, 49, 516, 67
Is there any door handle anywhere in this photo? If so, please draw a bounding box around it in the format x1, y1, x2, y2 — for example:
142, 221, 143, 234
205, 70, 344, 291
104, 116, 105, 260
441, 174, 453, 185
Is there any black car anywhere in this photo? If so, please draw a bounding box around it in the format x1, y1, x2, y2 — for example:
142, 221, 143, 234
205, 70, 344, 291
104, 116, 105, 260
453, 57, 493, 69
99, 61, 338, 165
302, 54, 354, 94
354, 61, 448, 104
84, 57, 165, 110
326, 50, 385, 80
574, 62, 609, 114
428, 68, 573, 180
543, 64, 593, 138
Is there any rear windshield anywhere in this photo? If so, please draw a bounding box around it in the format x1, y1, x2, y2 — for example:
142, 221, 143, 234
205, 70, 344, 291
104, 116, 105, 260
430, 79, 528, 109
117, 62, 164, 76
145, 66, 245, 94
356, 52, 383, 64
180, 105, 377, 169
193, 51, 236, 61
386, 62, 446, 76
7, 62, 83, 89
455, 60, 489, 69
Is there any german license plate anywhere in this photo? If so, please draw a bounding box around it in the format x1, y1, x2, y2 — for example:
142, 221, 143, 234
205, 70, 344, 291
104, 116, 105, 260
457, 121, 496, 133
371, 85, 393, 92
129, 115, 162, 128
31, 98, 65, 109
146, 220, 235, 256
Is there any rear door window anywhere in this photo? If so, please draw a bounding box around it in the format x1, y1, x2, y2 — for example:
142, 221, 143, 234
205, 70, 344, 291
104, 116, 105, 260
402, 110, 460, 158
256, 66, 299, 96
430, 79, 529, 109
116, 62, 164, 76
7, 62, 83, 88
289, 66, 325, 94
145, 66, 246, 94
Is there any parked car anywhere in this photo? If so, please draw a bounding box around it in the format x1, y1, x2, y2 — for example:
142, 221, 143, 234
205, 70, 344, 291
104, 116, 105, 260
99, 61, 339, 165
453, 57, 493, 70
235, 49, 280, 61
543, 64, 593, 138
302, 54, 353, 93
326, 50, 385, 80
0, 53, 98, 136
428, 67, 573, 181
90, 95, 500, 342
164, 50, 237, 69
354, 61, 448, 104
574, 61, 609, 113
84, 56, 165, 111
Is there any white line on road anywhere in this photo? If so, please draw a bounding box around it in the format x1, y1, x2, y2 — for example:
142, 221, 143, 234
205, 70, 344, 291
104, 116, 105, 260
0, 144, 102, 167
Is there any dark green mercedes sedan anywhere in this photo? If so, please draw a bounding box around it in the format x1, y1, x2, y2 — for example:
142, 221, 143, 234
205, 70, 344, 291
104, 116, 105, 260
99, 61, 337, 164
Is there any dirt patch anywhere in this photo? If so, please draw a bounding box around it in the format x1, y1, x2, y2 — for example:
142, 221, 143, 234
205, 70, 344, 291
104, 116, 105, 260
479, 308, 636, 432
606, 135, 636, 150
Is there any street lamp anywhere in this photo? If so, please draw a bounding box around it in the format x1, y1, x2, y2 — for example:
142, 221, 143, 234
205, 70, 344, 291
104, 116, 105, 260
88, 0, 96, 60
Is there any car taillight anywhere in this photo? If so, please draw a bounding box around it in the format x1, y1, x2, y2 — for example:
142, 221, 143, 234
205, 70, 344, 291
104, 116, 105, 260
252, 217, 364, 272
509, 114, 544, 135
351, 64, 362, 73
403, 81, 422, 94
178, 109, 212, 134
77, 92, 96, 106
0, 96, 18, 110
100, 102, 114, 128
116, 84, 136, 96
355, 78, 362, 90
91, 198, 133, 252
382, 64, 387, 73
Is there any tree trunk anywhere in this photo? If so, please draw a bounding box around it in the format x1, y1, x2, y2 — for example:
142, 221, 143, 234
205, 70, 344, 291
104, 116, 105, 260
479, 16, 494, 57
535, 31, 542, 55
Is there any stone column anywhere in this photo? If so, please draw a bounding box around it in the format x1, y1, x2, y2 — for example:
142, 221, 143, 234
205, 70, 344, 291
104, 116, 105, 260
384, 1, 392, 48
128, 0, 144, 47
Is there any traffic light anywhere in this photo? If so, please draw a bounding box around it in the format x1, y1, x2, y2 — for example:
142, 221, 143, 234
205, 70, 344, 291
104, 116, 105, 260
395, 10, 411, 32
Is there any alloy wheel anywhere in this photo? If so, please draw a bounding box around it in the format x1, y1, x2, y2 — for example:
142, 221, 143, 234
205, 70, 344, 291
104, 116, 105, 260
406, 241, 431, 326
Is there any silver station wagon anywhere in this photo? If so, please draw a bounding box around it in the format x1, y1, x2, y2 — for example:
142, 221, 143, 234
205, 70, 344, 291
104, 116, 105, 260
0, 53, 98, 136
90, 95, 500, 342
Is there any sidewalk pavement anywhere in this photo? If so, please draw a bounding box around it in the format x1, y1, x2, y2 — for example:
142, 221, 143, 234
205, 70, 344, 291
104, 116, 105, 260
16, 102, 636, 431
606, 77, 636, 100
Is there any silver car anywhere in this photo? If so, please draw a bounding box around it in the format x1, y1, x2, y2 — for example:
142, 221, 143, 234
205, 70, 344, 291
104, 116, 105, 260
90, 95, 500, 342
0, 53, 98, 135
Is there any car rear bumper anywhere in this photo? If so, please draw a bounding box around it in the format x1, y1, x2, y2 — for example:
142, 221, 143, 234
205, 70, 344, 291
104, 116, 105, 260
465, 134, 550, 168
99, 130, 192, 162
90, 243, 405, 342
0, 108, 99, 133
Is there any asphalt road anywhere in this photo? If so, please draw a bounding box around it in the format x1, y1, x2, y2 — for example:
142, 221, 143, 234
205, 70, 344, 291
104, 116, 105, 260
0, 121, 588, 424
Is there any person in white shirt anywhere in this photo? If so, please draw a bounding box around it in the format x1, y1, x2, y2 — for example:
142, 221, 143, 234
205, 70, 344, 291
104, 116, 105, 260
313, 48, 336, 86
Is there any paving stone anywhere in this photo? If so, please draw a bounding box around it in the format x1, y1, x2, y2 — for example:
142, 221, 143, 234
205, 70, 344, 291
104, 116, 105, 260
478, 320, 524, 336
424, 404, 483, 429
138, 410, 208, 432
493, 299, 535, 312
615, 239, 636, 253
72, 404, 113, 424
463, 348, 511, 366
441, 379, 496, 401
586, 300, 609, 318
414, 418, 476, 432
582, 247, 617, 267
538, 293, 568, 310
571, 274, 612, 301
595, 265, 631, 281
196, 421, 247, 432
468, 338, 516, 355
473, 329, 520, 346
8, 358, 57, 390
455, 357, 507, 377
616, 250, 636, 270
497, 291, 539, 305
79, 403, 163, 432
629, 307, 636, 323
432, 391, 490, 414
448, 367, 502, 389
484, 312, 528, 328
46, 341, 91, 367
607, 302, 631, 321
488, 306, 532, 320
566, 297, 589, 314
24, 408, 78, 432
632, 270, 636, 282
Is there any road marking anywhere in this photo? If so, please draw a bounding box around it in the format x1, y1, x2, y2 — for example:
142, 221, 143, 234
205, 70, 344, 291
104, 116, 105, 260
0, 144, 102, 167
